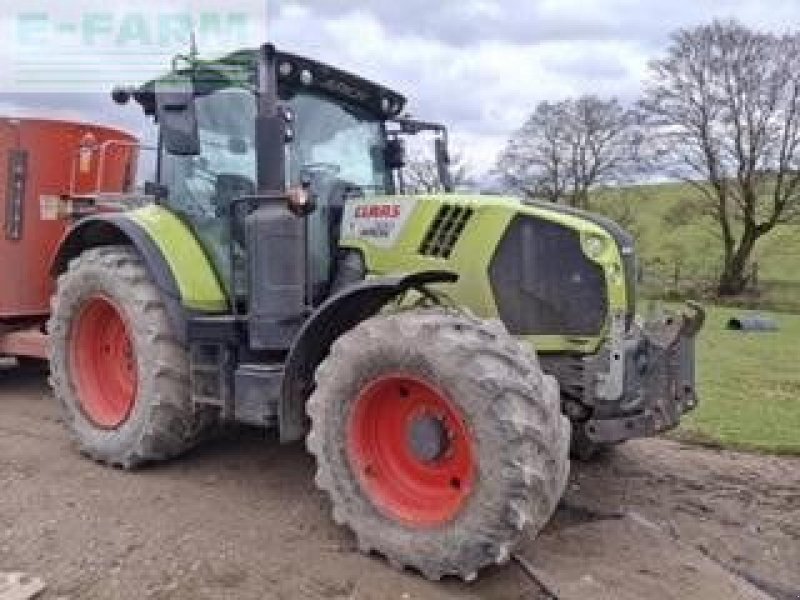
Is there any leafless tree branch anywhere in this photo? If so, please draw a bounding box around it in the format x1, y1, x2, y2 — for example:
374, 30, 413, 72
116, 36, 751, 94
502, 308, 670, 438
640, 19, 800, 295
495, 96, 638, 209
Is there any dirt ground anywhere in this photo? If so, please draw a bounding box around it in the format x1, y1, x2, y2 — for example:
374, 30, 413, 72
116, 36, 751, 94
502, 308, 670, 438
1, 367, 798, 600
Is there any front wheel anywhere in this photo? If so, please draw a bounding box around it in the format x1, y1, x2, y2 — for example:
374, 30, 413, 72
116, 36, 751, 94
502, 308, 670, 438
307, 309, 570, 581
48, 245, 214, 468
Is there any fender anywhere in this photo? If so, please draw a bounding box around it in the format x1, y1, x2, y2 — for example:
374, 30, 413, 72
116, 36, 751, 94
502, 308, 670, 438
50, 212, 224, 343
279, 270, 458, 443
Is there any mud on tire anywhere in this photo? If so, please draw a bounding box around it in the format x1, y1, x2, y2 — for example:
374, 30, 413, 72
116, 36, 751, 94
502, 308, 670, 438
48, 245, 215, 469
306, 309, 570, 581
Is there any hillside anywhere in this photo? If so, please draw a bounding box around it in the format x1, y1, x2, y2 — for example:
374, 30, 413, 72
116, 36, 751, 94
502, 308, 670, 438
593, 182, 800, 312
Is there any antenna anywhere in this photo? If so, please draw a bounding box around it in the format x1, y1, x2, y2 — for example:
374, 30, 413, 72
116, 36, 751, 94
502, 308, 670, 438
171, 30, 199, 72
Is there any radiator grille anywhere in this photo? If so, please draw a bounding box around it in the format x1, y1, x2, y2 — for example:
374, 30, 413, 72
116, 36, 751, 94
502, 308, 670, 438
489, 215, 608, 336
418, 204, 474, 259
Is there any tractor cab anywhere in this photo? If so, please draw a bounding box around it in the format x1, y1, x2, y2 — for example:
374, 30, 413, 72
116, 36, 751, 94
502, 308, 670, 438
115, 45, 451, 306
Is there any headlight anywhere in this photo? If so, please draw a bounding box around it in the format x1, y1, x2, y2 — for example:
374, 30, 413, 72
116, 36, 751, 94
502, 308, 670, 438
582, 233, 608, 260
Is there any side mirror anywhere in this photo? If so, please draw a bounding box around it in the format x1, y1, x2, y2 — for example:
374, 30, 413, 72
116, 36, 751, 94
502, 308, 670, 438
435, 137, 453, 192
385, 138, 406, 170
155, 75, 200, 156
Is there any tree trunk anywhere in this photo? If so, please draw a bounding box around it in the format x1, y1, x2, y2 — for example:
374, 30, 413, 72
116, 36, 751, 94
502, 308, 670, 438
717, 227, 758, 296
717, 268, 748, 296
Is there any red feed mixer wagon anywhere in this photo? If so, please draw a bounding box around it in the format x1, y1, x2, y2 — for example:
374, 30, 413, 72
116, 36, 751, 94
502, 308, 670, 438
0, 118, 139, 365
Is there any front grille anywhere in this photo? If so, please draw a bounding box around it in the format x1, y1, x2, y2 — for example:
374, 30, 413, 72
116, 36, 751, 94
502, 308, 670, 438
489, 215, 608, 336
522, 199, 636, 327
418, 204, 474, 258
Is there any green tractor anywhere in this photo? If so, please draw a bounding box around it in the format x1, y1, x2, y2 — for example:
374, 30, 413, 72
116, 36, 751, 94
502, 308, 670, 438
48, 44, 703, 580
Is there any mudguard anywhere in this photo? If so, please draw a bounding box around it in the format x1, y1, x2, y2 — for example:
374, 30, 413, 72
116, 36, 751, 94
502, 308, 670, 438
279, 270, 458, 443
51, 208, 227, 343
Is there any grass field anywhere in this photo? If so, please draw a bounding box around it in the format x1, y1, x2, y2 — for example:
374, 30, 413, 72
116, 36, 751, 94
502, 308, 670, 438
593, 182, 800, 312
673, 305, 800, 455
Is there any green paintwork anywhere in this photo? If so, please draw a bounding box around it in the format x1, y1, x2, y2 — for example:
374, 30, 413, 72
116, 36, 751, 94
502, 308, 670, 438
125, 205, 228, 312
341, 194, 629, 354
113, 194, 628, 354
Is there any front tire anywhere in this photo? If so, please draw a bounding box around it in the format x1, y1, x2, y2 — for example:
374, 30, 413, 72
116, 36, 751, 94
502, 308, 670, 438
48, 245, 213, 469
307, 309, 570, 581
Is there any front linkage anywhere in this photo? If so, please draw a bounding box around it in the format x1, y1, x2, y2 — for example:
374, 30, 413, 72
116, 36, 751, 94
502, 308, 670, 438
584, 301, 706, 444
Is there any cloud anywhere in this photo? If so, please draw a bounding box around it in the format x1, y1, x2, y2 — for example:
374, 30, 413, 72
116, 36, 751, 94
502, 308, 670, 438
273, 0, 800, 49
4, 1, 800, 177
270, 8, 650, 168
268, 0, 800, 172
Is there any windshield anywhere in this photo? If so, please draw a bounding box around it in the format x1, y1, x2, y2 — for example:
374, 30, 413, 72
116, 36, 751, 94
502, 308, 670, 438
162, 89, 389, 214
284, 91, 389, 297
285, 91, 390, 193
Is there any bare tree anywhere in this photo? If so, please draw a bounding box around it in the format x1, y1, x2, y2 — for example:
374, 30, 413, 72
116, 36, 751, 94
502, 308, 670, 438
496, 96, 637, 209
641, 20, 800, 296
404, 148, 470, 194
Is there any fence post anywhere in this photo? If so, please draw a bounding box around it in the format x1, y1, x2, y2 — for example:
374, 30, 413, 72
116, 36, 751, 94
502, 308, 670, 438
673, 262, 680, 293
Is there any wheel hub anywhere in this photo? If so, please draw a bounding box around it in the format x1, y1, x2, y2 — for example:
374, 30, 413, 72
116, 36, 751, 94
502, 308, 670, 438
347, 374, 475, 527
407, 414, 449, 463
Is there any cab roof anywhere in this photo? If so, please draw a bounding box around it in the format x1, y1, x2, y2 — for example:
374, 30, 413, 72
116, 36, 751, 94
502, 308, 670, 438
131, 46, 407, 120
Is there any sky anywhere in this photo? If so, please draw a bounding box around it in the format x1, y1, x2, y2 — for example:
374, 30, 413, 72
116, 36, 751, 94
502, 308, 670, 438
2, 0, 800, 177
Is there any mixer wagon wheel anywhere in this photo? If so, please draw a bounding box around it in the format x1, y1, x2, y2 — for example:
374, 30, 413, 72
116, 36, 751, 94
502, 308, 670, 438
48, 245, 215, 469
307, 308, 571, 581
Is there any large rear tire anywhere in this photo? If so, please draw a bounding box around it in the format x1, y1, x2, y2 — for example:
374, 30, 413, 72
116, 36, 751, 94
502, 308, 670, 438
307, 309, 570, 581
48, 245, 214, 469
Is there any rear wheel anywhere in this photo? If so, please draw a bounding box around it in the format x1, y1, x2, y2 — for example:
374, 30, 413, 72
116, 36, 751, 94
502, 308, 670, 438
307, 309, 570, 581
48, 245, 214, 468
